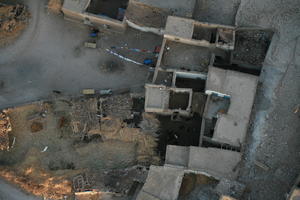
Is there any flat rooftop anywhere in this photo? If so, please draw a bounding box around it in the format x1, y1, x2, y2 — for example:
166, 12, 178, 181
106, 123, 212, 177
165, 16, 194, 39
164, 16, 236, 50
136, 165, 184, 200
160, 40, 213, 73
144, 84, 169, 112
62, 0, 89, 13
206, 66, 258, 147
165, 145, 241, 179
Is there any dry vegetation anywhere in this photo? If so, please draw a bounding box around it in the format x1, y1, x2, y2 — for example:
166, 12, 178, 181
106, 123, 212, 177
0, 3, 30, 46
0, 95, 159, 199
0, 111, 11, 151
0, 167, 73, 199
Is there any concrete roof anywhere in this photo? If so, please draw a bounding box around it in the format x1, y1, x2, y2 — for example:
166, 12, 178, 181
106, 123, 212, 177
62, 0, 90, 13
206, 67, 258, 146
145, 84, 169, 111
188, 147, 241, 179
165, 16, 194, 39
165, 145, 189, 167
165, 145, 241, 179
131, 0, 196, 17
136, 165, 184, 200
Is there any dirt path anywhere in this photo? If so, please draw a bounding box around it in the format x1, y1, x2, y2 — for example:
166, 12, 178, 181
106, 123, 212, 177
0, 178, 41, 200
0, 0, 162, 109
235, 0, 300, 199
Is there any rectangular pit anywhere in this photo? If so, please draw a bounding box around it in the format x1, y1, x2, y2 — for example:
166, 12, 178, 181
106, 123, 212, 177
232, 29, 273, 68
154, 71, 174, 86
169, 91, 190, 110
156, 114, 202, 158
161, 40, 213, 73
179, 173, 220, 199
192, 24, 217, 43
213, 50, 262, 75
175, 77, 206, 92
86, 0, 129, 21
175, 72, 206, 92
216, 28, 235, 50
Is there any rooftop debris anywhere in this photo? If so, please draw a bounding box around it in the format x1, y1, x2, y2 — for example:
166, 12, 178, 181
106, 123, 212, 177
0, 3, 30, 46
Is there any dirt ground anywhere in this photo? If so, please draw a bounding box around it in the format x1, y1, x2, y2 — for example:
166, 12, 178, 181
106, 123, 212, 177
0, 94, 159, 199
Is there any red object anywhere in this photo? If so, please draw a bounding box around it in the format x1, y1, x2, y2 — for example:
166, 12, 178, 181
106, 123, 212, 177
154, 46, 161, 53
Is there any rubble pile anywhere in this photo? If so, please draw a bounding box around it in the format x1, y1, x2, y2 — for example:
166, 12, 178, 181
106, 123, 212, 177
70, 98, 100, 138
0, 111, 11, 150
101, 94, 133, 120
99, 117, 160, 165
0, 3, 30, 45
